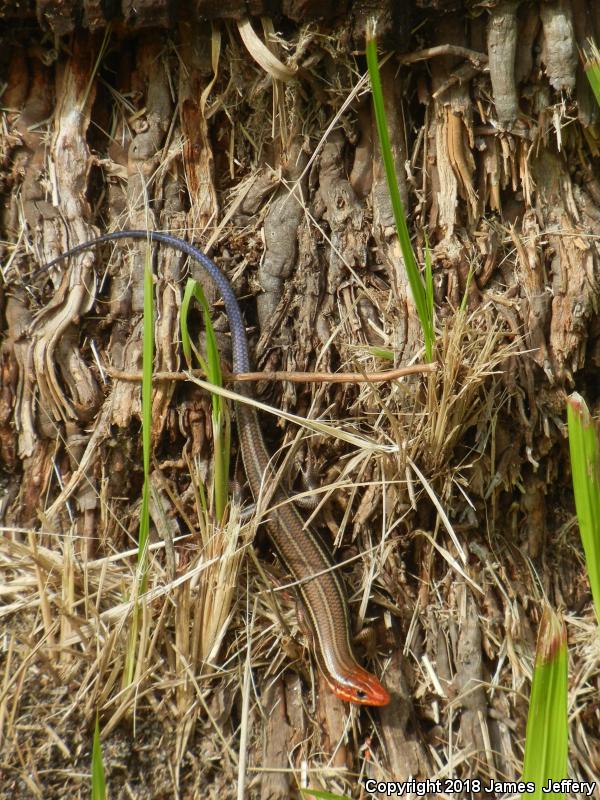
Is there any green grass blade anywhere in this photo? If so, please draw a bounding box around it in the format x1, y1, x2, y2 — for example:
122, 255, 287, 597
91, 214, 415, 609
521, 607, 568, 799
91, 713, 106, 800
366, 346, 394, 361
180, 278, 196, 369
124, 243, 154, 687
582, 38, 600, 108
180, 278, 222, 386
567, 392, 600, 624
198, 286, 224, 389
300, 790, 352, 800
139, 245, 153, 590
366, 22, 434, 362
199, 280, 230, 522
424, 231, 434, 324
181, 278, 209, 371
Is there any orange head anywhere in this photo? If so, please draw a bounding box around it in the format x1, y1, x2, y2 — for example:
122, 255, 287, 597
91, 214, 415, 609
328, 666, 390, 706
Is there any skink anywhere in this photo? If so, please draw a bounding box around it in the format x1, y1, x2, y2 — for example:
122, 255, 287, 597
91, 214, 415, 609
38, 230, 390, 706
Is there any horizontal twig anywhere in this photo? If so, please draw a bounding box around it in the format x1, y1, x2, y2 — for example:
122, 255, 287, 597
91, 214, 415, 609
398, 45, 488, 69
106, 362, 437, 384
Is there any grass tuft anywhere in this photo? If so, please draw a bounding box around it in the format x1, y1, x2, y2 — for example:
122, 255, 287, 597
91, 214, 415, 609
180, 277, 231, 523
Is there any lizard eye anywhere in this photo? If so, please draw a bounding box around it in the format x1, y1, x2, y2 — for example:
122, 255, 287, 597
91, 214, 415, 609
356, 689, 367, 700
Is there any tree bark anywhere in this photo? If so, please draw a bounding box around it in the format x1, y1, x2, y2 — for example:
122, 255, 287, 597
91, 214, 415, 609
2, 2, 600, 797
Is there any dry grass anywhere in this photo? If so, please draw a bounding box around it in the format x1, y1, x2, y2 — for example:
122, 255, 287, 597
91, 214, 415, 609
0, 299, 552, 797
3, 13, 600, 800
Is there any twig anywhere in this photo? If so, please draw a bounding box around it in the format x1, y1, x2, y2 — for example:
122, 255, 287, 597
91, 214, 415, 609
398, 45, 488, 69
106, 362, 437, 384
